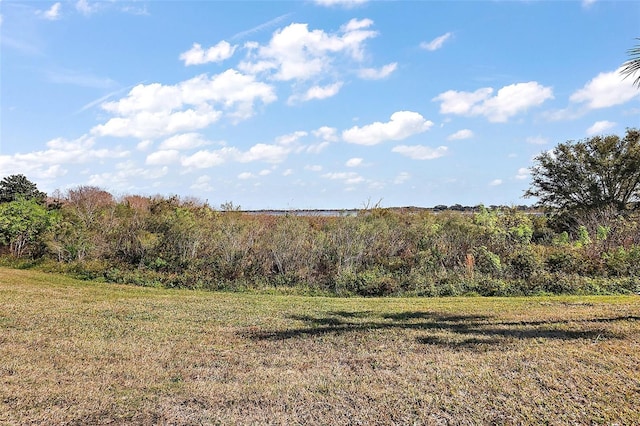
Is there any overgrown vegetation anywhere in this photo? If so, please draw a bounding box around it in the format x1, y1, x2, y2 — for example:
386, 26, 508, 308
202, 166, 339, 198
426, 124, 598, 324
1, 129, 639, 296
1, 268, 638, 424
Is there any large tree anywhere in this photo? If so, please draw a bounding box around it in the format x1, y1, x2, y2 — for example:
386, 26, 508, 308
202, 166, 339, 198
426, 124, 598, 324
0, 174, 47, 204
621, 38, 640, 88
525, 129, 640, 216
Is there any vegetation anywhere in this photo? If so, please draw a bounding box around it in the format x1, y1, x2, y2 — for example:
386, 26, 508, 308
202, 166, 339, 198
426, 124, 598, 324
525, 128, 640, 215
621, 37, 640, 88
1, 268, 638, 424
1, 132, 640, 296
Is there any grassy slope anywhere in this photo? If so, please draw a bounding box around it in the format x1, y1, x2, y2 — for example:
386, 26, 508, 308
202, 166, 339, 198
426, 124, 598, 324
1, 267, 639, 425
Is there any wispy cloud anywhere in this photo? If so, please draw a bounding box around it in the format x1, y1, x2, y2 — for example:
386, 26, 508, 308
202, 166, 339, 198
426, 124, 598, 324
230, 13, 293, 41
38, 2, 62, 20
421, 32, 452, 51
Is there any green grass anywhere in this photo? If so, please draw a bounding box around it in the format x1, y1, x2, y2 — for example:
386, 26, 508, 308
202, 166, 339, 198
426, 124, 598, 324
1, 267, 639, 424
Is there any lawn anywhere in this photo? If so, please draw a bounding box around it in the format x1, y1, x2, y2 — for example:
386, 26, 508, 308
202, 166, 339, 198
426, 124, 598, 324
1, 267, 639, 425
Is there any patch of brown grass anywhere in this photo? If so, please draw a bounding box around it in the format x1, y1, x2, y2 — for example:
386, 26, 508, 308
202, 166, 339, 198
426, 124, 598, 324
1, 267, 639, 424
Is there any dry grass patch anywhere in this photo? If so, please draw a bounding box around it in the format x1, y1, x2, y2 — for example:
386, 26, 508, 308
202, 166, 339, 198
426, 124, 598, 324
1, 267, 639, 425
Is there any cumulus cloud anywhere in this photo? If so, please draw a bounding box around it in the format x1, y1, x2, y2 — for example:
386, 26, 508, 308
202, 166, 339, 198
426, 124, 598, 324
181, 148, 240, 168
239, 19, 377, 81
357, 62, 397, 80
145, 149, 180, 165
420, 32, 452, 51
342, 111, 433, 145
489, 179, 503, 186
76, 0, 98, 16
570, 67, 639, 109
191, 175, 213, 192
391, 145, 448, 160
0, 135, 128, 180
586, 120, 616, 135
447, 129, 474, 140
515, 168, 530, 180
92, 70, 276, 139
88, 161, 169, 190
159, 133, 210, 150
289, 82, 343, 104
322, 171, 364, 185
433, 82, 553, 122
180, 41, 237, 66
345, 157, 363, 167
313, 126, 339, 142
238, 172, 254, 180
180, 142, 291, 169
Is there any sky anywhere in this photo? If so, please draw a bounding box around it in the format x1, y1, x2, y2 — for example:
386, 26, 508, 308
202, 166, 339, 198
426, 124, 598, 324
1, 0, 639, 210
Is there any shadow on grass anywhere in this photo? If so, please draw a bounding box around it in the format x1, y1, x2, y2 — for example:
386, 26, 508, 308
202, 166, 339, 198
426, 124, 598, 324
243, 310, 634, 349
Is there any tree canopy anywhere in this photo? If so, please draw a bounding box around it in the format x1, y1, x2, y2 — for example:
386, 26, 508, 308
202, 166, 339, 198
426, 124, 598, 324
621, 37, 640, 88
0, 174, 47, 204
525, 128, 640, 216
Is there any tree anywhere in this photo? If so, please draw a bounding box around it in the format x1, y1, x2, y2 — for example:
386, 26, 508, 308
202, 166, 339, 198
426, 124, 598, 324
0, 199, 55, 257
0, 174, 47, 204
525, 129, 640, 217
621, 38, 640, 88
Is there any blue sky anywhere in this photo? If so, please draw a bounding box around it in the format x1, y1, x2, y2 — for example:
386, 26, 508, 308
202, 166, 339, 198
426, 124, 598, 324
1, 0, 639, 209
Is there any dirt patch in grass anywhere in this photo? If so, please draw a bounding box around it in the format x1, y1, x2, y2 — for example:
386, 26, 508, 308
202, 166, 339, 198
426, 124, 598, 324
1, 267, 639, 424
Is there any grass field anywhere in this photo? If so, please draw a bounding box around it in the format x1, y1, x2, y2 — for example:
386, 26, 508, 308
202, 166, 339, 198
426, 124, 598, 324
1, 267, 639, 425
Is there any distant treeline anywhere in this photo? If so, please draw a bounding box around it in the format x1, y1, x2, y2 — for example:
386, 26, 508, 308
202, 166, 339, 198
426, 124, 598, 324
1, 185, 638, 296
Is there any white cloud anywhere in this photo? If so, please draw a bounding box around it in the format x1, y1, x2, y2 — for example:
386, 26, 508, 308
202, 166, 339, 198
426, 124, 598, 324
357, 62, 397, 80
92, 70, 276, 139
314, 0, 368, 7
342, 111, 433, 145
420, 32, 452, 51
434, 88, 494, 115
391, 145, 448, 160
447, 129, 474, 140
282, 169, 294, 176
181, 148, 240, 168
76, 0, 98, 16
0, 135, 128, 180
238, 143, 290, 163
306, 165, 323, 172
238, 172, 255, 180
277, 131, 308, 145
259, 169, 272, 176
145, 150, 180, 165
586, 120, 616, 135
570, 67, 639, 109
515, 168, 530, 180
239, 19, 377, 81
159, 133, 210, 150
489, 179, 503, 186
289, 82, 343, 104
88, 161, 169, 190
434, 82, 553, 122
526, 136, 548, 145
136, 140, 153, 151
39, 2, 62, 20
180, 41, 237, 66
191, 175, 213, 192
313, 126, 339, 142
322, 171, 364, 185
582, 0, 597, 8
345, 157, 363, 167
394, 172, 410, 184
